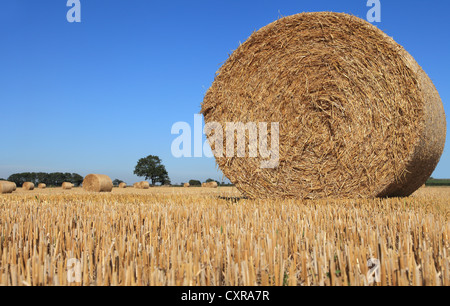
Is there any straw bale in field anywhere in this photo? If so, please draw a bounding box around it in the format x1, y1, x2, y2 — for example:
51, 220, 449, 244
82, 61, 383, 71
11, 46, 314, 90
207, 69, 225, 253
62, 182, 73, 190
201, 12, 446, 199
0, 181, 16, 194
202, 182, 218, 188
23, 182, 35, 191
82, 174, 113, 193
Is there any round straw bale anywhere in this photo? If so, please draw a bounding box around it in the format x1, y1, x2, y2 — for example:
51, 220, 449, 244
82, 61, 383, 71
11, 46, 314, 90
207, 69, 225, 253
38, 183, 46, 189
82, 174, 113, 193
23, 182, 35, 191
119, 182, 127, 188
201, 12, 446, 199
138, 181, 150, 189
0, 181, 16, 194
202, 182, 218, 188
184, 183, 190, 188
62, 182, 73, 190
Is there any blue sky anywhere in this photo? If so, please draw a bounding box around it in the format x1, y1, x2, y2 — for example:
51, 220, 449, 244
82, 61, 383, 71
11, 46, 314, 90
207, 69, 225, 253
0, 0, 448, 184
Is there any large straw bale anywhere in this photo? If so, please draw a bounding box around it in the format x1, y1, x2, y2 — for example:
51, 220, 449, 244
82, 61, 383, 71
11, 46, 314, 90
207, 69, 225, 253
0, 181, 16, 194
119, 182, 127, 188
201, 12, 446, 199
82, 174, 113, 193
38, 183, 46, 189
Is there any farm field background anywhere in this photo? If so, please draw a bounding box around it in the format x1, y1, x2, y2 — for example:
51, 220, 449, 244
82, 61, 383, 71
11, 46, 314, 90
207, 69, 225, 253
0, 186, 449, 286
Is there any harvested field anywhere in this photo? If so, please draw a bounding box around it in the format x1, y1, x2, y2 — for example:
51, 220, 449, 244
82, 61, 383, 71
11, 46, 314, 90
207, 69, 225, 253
0, 186, 448, 286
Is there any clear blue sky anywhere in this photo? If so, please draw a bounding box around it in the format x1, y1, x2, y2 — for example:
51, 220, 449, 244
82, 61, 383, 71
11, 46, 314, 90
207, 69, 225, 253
0, 0, 448, 184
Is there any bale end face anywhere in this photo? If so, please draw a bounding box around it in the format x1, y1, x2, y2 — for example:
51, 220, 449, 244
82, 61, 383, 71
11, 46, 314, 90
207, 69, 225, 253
201, 12, 446, 199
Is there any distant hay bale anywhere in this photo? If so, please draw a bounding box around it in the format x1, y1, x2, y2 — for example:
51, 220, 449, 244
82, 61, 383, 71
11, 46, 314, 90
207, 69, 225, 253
62, 182, 73, 190
0, 181, 16, 194
133, 182, 149, 189
119, 182, 127, 188
23, 182, 35, 191
82, 174, 113, 193
201, 12, 446, 199
38, 183, 46, 189
138, 181, 150, 189
184, 183, 190, 188
202, 182, 218, 188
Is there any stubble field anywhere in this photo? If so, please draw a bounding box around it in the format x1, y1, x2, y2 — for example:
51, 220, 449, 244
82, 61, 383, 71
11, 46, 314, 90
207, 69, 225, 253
0, 186, 449, 286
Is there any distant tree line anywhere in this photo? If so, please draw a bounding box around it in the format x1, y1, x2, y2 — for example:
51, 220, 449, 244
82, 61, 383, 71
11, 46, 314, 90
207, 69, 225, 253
426, 178, 450, 186
188, 180, 202, 186
7, 172, 84, 187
